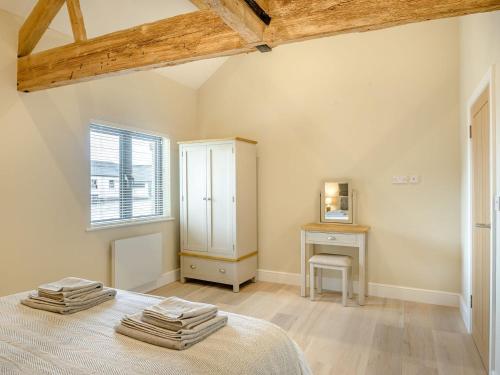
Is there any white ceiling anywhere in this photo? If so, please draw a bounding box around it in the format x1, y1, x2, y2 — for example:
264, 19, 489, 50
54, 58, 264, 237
0, 0, 228, 89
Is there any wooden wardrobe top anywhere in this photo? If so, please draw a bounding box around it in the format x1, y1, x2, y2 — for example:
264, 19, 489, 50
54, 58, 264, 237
302, 223, 370, 233
178, 137, 257, 145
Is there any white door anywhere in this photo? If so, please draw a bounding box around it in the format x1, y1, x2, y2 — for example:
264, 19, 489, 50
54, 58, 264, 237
182, 145, 208, 252
207, 144, 234, 254
471, 87, 491, 371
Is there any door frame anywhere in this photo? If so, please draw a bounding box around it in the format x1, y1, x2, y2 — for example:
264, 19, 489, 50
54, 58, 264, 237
465, 66, 497, 374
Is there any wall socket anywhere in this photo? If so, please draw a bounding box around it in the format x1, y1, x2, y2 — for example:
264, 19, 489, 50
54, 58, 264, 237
392, 176, 408, 184
392, 175, 420, 185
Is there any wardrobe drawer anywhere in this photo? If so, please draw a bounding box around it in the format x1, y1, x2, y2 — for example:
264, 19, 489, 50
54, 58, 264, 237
305, 232, 357, 246
182, 256, 235, 284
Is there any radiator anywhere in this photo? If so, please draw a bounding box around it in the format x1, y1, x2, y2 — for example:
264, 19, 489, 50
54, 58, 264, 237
111, 233, 162, 291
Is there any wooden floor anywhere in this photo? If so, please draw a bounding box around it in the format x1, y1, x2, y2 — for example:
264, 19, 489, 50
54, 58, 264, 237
151, 280, 486, 375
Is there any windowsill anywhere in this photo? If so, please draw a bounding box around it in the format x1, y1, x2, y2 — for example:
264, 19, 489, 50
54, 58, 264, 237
86, 216, 175, 232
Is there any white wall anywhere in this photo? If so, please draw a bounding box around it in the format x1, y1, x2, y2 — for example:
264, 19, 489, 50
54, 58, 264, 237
198, 19, 462, 293
2, 2, 498, 317
458, 9, 500, 373
0, 10, 199, 296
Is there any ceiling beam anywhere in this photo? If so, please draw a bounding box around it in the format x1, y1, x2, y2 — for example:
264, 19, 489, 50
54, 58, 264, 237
189, 0, 210, 10
191, 0, 269, 12
206, 0, 267, 44
66, 0, 87, 42
255, 0, 268, 13
18, 0, 500, 92
17, 0, 66, 57
266, 0, 500, 45
18, 11, 254, 92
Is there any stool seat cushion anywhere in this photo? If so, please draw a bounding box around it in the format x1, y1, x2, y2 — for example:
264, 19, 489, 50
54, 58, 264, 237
309, 254, 352, 267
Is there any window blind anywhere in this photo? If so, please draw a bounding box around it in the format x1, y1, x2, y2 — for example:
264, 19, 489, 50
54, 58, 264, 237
90, 123, 170, 226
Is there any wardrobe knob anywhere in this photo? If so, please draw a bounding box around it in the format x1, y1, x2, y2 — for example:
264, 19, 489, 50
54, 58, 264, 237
327, 236, 336, 240
219, 268, 226, 274
190, 264, 197, 269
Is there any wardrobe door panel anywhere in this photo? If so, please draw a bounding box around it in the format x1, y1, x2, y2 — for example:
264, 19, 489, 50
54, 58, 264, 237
207, 144, 234, 254
183, 145, 208, 252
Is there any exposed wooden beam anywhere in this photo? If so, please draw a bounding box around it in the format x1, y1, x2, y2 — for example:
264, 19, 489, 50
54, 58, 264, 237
191, 0, 269, 12
18, 11, 254, 92
189, 0, 210, 10
18, 0, 500, 92
255, 0, 268, 13
206, 0, 267, 44
243, 0, 271, 25
266, 0, 500, 46
18, 0, 66, 57
66, 0, 87, 42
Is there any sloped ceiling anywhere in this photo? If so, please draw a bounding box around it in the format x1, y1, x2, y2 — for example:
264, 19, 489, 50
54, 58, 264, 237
0, 0, 228, 89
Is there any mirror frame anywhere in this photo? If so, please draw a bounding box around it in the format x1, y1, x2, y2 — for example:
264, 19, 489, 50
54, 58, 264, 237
320, 180, 353, 224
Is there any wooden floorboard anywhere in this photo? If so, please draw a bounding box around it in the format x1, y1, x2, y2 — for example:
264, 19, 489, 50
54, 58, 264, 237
150, 280, 486, 375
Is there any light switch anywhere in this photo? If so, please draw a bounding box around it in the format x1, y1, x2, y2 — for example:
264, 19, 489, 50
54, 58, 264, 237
392, 176, 408, 184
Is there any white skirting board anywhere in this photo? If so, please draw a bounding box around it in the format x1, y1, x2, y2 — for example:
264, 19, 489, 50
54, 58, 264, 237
257, 269, 460, 307
139, 268, 460, 308
460, 294, 471, 332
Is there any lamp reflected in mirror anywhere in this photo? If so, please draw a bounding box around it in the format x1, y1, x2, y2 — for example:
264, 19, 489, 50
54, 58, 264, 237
320, 181, 353, 224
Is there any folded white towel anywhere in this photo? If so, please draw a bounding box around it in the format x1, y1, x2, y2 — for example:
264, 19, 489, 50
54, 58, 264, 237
116, 314, 227, 350
38, 277, 103, 301
122, 312, 226, 339
143, 297, 217, 322
21, 288, 116, 315
29, 288, 116, 307
141, 310, 216, 332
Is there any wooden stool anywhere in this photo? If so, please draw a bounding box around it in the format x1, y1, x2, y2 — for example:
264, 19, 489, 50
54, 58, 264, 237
309, 254, 353, 306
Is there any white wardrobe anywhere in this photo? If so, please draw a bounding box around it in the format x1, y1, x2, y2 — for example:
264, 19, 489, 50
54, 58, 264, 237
179, 137, 257, 292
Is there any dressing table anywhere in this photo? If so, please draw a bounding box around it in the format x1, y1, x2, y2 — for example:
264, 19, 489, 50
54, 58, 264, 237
300, 223, 370, 305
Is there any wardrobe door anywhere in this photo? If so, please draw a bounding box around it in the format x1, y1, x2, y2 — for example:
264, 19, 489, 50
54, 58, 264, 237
207, 143, 234, 254
182, 145, 208, 252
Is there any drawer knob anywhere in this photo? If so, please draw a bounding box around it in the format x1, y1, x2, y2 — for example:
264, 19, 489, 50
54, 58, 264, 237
190, 264, 197, 269
327, 236, 336, 240
219, 268, 226, 274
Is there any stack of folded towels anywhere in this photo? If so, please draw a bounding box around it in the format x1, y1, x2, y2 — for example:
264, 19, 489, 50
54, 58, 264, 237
21, 277, 116, 315
116, 296, 227, 350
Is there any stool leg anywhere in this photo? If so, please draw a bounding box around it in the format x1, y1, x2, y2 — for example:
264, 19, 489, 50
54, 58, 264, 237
310, 263, 315, 301
317, 268, 322, 294
348, 267, 353, 299
342, 268, 348, 307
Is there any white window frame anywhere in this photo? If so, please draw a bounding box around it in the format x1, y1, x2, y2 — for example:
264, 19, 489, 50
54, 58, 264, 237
87, 120, 173, 231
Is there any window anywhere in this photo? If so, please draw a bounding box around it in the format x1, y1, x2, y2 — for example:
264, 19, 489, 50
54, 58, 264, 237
90, 123, 170, 227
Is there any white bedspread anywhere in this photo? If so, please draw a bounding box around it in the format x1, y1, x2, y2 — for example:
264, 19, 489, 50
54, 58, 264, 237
0, 290, 311, 375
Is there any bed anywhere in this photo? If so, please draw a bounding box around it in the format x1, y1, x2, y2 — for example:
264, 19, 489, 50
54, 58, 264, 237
0, 290, 311, 375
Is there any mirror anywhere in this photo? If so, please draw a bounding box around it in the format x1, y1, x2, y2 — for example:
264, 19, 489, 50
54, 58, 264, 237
320, 181, 353, 223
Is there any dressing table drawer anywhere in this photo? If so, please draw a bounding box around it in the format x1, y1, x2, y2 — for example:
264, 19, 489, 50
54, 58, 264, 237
305, 232, 357, 246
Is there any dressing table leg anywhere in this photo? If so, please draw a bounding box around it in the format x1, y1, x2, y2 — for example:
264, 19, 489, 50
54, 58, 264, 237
342, 269, 348, 306
348, 267, 353, 299
358, 234, 366, 305
317, 268, 322, 294
301, 230, 307, 297
309, 263, 315, 300
365, 234, 369, 297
